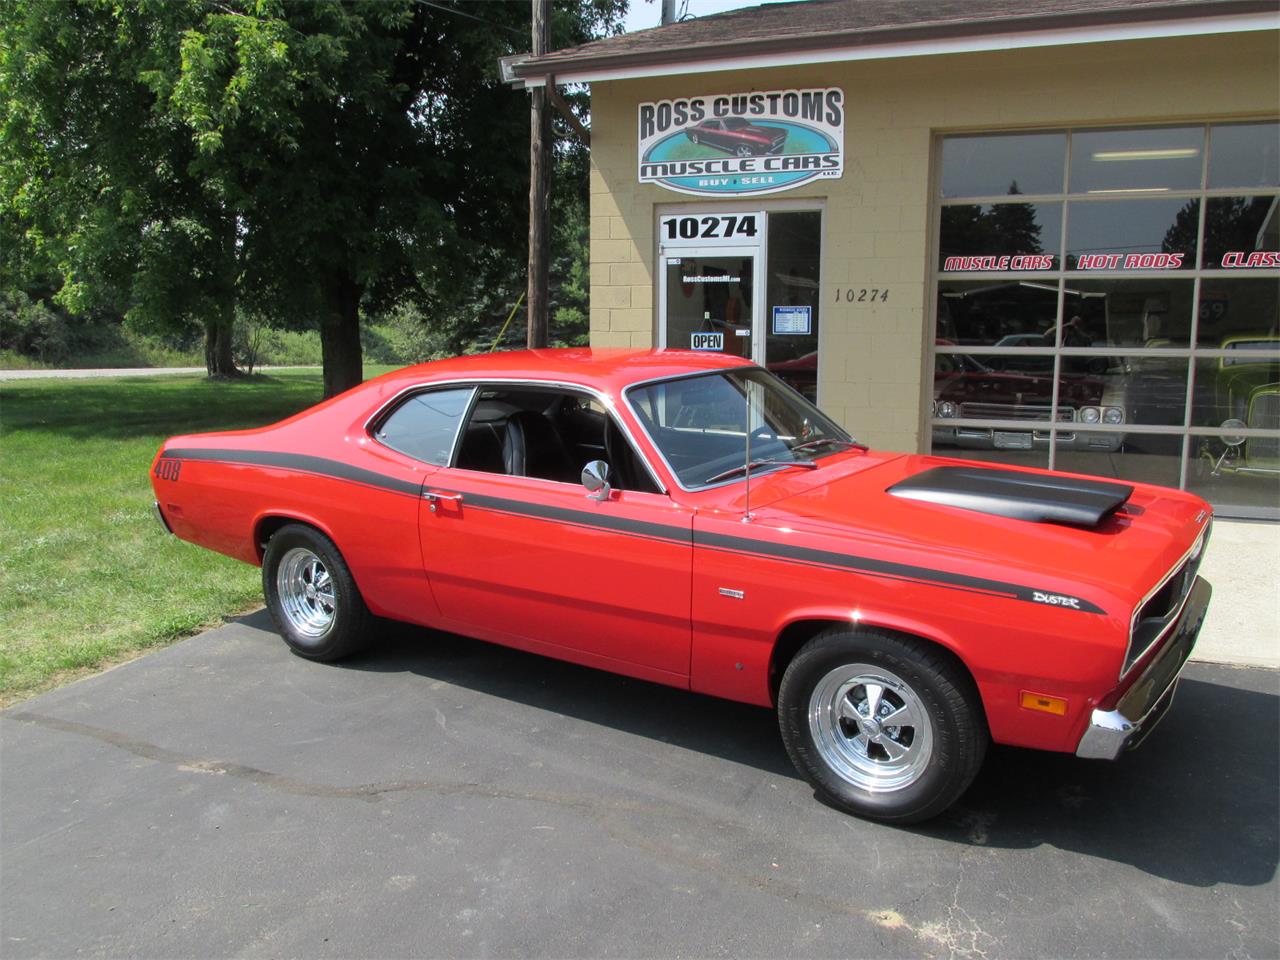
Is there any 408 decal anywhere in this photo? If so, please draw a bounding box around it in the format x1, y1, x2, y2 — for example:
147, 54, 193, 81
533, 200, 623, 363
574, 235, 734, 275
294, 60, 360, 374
154, 458, 182, 481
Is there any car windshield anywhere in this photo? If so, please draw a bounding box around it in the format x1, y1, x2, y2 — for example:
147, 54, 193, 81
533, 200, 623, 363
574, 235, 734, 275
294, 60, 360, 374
722, 118, 750, 129
626, 369, 856, 489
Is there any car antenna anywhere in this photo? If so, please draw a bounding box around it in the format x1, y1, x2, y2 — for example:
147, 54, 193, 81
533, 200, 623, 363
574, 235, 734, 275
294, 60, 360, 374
743, 381, 754, 523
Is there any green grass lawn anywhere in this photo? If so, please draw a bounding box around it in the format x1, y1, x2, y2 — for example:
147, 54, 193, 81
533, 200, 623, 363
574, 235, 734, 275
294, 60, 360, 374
0, 367, 399, 704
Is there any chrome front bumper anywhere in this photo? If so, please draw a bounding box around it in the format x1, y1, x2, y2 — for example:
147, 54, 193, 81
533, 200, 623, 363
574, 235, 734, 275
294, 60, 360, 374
1076, 576, 1212, 760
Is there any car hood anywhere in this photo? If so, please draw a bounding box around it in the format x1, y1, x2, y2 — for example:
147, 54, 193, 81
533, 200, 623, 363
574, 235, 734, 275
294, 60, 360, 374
713, 452, 1207, 612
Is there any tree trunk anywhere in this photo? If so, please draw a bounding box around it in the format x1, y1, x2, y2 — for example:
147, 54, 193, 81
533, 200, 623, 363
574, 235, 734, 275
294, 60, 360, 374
319, 276, 363, 398
204, 305, 238, 377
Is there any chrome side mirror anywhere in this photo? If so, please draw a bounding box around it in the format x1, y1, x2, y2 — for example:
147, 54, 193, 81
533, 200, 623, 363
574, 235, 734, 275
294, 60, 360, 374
581, 460, 612, 501
1221, 418, 1247, 447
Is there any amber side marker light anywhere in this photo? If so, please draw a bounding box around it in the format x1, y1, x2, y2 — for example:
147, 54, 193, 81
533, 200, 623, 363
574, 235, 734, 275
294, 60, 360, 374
1020, 691, 1068, 716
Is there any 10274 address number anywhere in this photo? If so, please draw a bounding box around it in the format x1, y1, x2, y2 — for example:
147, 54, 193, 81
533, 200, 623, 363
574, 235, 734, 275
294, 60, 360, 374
834, 288, 889, 303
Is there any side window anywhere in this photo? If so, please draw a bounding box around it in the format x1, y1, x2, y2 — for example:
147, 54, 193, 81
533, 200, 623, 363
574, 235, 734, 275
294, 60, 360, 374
374, 387, 475, 465
453, 387, 660, 493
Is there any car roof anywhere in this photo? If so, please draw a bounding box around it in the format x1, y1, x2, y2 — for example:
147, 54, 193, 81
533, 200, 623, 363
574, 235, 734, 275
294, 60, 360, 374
371, 348, 756, 396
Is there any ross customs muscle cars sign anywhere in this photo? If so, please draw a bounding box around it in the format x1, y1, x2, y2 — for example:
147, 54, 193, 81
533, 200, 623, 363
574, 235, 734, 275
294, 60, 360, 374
638, 88, 844, 197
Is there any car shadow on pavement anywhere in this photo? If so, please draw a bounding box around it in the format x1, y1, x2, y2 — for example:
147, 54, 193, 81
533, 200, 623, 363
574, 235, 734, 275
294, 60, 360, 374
920, 673, 1279, 888
340, 616, 797, 779
305, 613, 1278, 889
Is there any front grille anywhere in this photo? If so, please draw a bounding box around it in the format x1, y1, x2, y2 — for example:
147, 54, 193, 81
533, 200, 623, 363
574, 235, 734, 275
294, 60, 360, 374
1123, 521, 1211, 675
959, 403, 1075, 423
1248, 392, 1280, 461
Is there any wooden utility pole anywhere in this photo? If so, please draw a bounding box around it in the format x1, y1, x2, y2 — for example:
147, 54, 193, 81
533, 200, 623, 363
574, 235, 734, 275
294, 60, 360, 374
526, 0, 551, 348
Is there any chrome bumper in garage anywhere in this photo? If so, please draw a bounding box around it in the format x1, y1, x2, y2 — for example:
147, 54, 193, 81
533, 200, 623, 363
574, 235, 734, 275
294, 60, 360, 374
1076, 576, 1212, 760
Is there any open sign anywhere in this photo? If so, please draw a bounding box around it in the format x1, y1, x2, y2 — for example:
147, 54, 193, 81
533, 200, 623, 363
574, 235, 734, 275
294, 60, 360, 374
690, 332, 724, 351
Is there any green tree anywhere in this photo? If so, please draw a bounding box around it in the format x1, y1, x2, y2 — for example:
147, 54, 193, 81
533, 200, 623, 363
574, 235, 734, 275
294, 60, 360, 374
988, 181, 1044, 255
1, 1, 242, 373
2, 0, 624, 393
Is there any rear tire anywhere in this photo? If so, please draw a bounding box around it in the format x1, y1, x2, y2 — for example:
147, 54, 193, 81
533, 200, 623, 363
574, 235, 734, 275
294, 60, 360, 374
777, 628, 987, 824
262, 523, 372, 662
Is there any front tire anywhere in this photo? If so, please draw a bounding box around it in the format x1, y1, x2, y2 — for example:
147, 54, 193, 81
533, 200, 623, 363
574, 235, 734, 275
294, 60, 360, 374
778, 628, 987, 824
263, 523, 372, 662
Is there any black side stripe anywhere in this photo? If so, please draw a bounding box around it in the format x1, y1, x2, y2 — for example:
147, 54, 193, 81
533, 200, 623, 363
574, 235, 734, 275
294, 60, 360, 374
695, 531, 1104, 614
163, 446, 1102, 614
461, 492, 692, 545
164, 448, 421, 497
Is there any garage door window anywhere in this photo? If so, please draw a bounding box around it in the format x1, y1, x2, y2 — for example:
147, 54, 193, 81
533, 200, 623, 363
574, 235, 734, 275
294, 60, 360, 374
932, 122, 1280, 519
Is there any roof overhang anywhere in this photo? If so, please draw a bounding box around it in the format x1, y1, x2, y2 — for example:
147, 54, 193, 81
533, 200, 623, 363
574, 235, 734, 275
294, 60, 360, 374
511, 5, 1279, 88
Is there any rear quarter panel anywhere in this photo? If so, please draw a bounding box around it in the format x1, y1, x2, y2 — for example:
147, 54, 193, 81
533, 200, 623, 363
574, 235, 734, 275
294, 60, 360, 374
150, 383, 442, 626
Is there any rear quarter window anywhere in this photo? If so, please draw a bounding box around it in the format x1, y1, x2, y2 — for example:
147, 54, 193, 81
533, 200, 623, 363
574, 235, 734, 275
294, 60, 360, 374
374, 387, 475, 465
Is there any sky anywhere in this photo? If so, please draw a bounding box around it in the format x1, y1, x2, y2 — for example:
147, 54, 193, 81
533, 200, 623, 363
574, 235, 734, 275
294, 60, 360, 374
622, 0, 777, 33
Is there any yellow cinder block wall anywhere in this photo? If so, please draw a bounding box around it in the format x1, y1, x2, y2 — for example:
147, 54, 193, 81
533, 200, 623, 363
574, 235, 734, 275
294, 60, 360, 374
588, 32, 1280, 452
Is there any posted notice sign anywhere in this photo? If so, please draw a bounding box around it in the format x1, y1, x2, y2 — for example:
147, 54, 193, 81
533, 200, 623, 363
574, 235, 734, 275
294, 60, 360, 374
638, 88, 844, 197
772, 305, 812, 335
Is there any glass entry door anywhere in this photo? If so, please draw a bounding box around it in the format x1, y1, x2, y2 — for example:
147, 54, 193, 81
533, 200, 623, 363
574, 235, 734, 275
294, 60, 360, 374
660, 247, 760, 361
656, 210, 822, 402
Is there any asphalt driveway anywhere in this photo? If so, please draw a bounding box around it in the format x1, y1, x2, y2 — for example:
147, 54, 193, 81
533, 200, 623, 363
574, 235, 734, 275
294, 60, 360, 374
2, 612, 1277, 958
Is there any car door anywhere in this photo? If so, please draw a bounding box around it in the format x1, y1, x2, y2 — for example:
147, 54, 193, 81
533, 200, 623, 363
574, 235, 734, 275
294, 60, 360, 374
705, 120, 728, 151
418, 385, 695, 685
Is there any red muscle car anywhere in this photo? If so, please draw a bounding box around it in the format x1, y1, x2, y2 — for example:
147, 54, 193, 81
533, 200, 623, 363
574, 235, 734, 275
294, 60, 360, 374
151, 350, 1212, 824
686, 117, 788, 157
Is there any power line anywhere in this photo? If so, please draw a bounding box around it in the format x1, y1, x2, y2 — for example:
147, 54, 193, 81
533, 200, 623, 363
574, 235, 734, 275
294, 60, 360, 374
413, 0, 527, 38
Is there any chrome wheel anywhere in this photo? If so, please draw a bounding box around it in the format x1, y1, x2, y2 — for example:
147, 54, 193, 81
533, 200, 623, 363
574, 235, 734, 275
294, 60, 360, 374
735, 144, 753, 157
276, 547, 336, 638
808, 663, 933, 793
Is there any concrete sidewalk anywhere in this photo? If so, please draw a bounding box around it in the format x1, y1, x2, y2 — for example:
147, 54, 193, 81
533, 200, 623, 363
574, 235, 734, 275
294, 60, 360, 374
1191, 519, 1280, 669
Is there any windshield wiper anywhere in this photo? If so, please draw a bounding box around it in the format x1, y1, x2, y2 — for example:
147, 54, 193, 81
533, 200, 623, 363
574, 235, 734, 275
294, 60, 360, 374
704, 458, 819, 485
789, 437, 867, 455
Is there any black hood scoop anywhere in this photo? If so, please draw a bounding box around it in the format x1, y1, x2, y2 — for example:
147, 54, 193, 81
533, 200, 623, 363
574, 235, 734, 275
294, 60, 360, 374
888, 466, 1133, 527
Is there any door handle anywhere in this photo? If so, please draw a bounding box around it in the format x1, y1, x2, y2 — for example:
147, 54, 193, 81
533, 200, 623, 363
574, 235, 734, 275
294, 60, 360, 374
422, 489, 463, 512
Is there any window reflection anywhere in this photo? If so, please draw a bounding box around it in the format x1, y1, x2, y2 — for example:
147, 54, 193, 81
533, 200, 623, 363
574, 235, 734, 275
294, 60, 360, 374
936, 124, 1279, 517
931, 353, 1188, 454
1057, 439, 1182, 489
936, 281, 1061, 347
1200, 196, 1280, 269
1067, 198, 1198, 270
1058, 355, 1188, 428
1188, 432, 1280, 514
1208, 122, 1280, 190
765, 211, 821, 401
941, 132, 1065, 198
1196, 279, 1280, 347
1069, 278, 1195, 347
1192, 353, 1280, 427
1069, 126, 1203, 193
939, 201, 1061, 271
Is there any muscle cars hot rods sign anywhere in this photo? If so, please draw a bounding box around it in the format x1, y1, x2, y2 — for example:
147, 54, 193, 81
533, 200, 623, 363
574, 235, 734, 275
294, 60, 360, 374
638, 88, 844, 197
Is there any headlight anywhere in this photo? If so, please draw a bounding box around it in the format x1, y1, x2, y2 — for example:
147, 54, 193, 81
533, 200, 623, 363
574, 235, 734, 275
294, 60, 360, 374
936, 401, 958, 419
1102, 406, 1124, 424
1080, 406, 1101, 424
